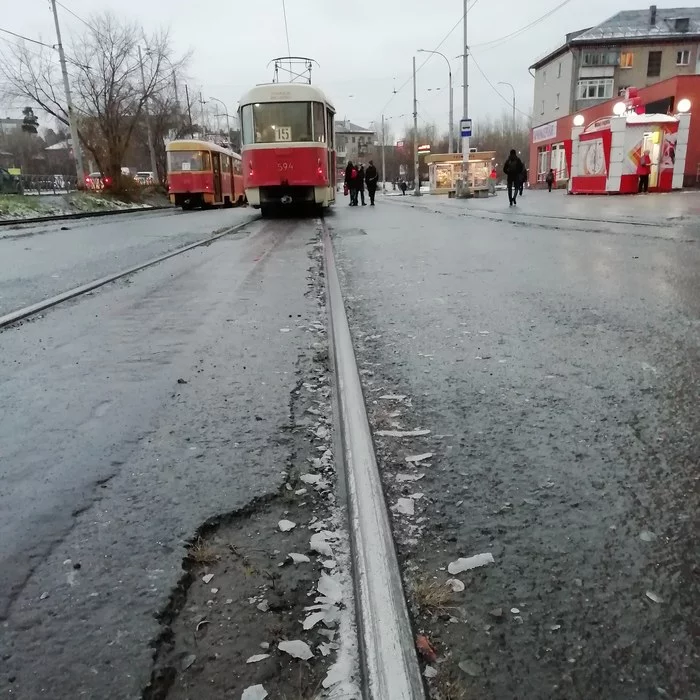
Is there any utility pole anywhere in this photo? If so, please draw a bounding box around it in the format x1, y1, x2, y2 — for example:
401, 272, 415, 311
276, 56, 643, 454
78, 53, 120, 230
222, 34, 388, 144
138, 46, 158, 177
199, 93, 206, 138
462, 0, 471, 194
381, 114, 386, 192
50, 0, 84, 184
498, 82, 516, 135
209, 97, 231, 144
184, 84, 194, 138
413, 56, 420, 196
417, 49, 453, 154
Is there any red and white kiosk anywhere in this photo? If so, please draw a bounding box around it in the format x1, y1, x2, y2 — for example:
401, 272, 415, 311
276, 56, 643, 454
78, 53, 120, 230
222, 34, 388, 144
568, 89, 692, 195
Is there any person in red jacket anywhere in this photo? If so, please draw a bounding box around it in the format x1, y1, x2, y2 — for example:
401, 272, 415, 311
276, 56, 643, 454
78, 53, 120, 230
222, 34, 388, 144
637, 150, 652, 193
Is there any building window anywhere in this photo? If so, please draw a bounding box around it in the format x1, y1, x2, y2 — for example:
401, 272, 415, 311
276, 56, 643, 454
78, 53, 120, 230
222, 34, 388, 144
541, 99, 545, 114
577, 78, 614, 100
676, 49, 690, 66
551, 142, 568, 181
557, 61, 562, 78
352, 136, 356, 143
620, 51, 634, 68
647, 51, 662, 77
583, 51, 619, 66
555, 93, 560, 109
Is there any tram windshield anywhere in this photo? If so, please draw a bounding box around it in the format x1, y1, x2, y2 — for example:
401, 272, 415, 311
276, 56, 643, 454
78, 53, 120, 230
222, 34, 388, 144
167, 150, 212, 172
242, 102, 315, 144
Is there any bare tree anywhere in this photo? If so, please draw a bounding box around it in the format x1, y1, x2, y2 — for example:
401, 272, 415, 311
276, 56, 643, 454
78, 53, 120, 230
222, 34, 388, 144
0, 12, 186, 190
471, 112, 531, 169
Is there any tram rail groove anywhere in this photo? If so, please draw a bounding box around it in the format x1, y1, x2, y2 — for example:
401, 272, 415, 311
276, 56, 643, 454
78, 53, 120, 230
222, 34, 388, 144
0, 205, 174, 228
0, 217, 256, 330
321, 219, 426, 700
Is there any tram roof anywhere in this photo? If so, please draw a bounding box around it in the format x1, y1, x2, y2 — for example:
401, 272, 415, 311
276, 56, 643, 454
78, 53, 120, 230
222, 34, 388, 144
166, 139, 240, 158
239, 83, 334, 111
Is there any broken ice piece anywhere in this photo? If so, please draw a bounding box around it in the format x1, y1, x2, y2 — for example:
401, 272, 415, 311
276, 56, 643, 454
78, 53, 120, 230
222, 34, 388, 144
303, 611, 326, 630
409, 492, 424, 500
379, 394, 407, 401
202, 574, 214, 584
639, 530, 657, 542
317, 572, 343, 603
211, 588, 219, 594
405, 453, 434, 463
295, 488, 308, 496
278, 640, 314, 660
458, 659, 482, 677
260, 642, 270, 650
322, 559, 336, 569
300, 473, 321, 485
396, 473, 425, 482
447, 553, 495, 575
310, 532, 333, 557
246, 654, 270, 664
280, 328, 291, 333
40, 592, 49, 600
392, 498, 415, 516
257, 599, 270, 612
288, 553, 311, 565
646, 590, 663, 604
377, 428, 431, 437
446, 579, 465, 592
315, 426, 329, 439
181, 653, 196, 670
278, 520, 296, 532
424, 665, 438, 679
242, 685, 268, 700
510, 607, 520, 614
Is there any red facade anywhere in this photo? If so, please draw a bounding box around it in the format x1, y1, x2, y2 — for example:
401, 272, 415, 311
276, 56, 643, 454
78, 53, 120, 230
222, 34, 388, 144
529, 75, 700, 187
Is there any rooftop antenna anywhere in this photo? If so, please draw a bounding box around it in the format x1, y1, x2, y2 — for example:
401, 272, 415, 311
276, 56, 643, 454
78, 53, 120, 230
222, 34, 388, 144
269, 57, 319, 84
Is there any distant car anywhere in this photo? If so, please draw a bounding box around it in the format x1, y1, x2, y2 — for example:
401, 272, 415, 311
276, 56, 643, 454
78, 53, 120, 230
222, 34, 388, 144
135, 171, 155, 185
495, 183, 507, 191
85, 172, 113, 191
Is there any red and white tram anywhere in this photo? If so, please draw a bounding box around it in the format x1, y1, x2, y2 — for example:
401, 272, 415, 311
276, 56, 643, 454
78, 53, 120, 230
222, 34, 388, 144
238, 82, 336, 215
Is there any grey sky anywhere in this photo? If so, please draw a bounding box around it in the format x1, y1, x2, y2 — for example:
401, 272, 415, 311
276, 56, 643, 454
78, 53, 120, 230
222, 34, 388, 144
3, 0, 687, 137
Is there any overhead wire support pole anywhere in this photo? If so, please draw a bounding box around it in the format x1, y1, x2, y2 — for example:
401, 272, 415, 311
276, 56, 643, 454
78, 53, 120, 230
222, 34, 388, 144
417, 49, 453, 155
138, 46, 158, 178
462, 0, 470, 161
413, 56, 420, 196
50, 0, 84, 185
381, 114, 386, 192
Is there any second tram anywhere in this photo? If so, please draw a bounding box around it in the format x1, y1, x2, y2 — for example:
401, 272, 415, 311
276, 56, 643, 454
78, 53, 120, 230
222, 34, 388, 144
238, 82, 336, 215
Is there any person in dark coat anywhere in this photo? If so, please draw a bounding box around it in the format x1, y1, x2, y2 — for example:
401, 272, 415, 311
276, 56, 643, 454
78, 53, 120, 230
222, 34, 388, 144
503, 149, 524, 206
518, 167, 528, 196
545, 168, 555, 192
365, 160, 379, 205
357, 164, 366, 205
345, 161, 358, 205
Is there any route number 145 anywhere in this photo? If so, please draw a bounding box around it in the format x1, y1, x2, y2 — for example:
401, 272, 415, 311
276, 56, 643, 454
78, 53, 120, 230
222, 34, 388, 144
275, 126, 292, 142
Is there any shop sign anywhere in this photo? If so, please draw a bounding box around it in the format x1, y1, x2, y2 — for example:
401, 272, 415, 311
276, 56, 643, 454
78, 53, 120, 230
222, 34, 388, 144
533, 121, 557, 143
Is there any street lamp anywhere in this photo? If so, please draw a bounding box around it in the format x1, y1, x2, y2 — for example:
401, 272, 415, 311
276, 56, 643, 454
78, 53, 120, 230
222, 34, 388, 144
208, 97, 231, 144
418, 48, 454, 154
498, 81, 516, 133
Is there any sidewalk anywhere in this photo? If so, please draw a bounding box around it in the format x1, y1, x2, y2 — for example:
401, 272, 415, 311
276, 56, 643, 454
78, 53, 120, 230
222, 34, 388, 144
385, 188, 700, 227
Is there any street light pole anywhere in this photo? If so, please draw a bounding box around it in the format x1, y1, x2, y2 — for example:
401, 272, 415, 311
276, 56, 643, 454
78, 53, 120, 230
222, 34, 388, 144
50, 0, 84, 183
418, 49, 453, 154
462, 0, 470, 162
381, 113, 386, 192
138, 46, 159, 178
498, 81, 516, 133
413, 56, 420, 196
209, 97, 231, 144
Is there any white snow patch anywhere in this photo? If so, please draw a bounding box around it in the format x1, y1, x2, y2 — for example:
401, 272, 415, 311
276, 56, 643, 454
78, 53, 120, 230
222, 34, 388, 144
280, 328, 291, 333
448, 552, 495, 574
303, 611, 326, 630
392, 498, 415, 516
246, 654, 270, 663
278, 520, 296, 532
317, 572, 343, 604
278, 640, 314, 660
409, 492, 424, 500
288, 553, 311, 565
241, 684, 268, 700
446, 578, 465, 592
295, 488, 308, 496
424, 665, 438, 678
379, 394, 407, 401
405, 452, 433, 463
300, 473, 322, 485
322, 559, 337, 569
202, 574, 214, 584
310, 532, 334, 557
396, 473, 425, 482
377, 428, 430, 437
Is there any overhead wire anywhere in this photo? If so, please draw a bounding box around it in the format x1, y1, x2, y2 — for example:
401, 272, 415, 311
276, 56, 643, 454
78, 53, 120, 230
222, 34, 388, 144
0, 27, 54, 49
469, 52, 530, 117
281, 0, 292, 57
55, 1, 100, 33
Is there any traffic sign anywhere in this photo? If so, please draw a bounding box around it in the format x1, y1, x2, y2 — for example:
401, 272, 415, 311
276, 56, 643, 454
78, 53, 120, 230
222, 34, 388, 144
460, 118, 472, 138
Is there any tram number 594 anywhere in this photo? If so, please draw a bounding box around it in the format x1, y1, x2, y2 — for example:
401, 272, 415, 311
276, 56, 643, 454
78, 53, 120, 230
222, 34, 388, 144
275, 126, 292, 142
277, 162, 293, 172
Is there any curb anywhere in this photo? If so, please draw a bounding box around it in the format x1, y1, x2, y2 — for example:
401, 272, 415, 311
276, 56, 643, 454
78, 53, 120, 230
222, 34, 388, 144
0, 205, 174, 228
0, 216, 256, 329
321, 221, 426, 700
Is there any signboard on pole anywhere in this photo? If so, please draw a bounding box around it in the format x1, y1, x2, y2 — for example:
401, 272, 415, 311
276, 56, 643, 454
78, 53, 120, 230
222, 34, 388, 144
417, 144, 431, 153
460, 118, 472, 138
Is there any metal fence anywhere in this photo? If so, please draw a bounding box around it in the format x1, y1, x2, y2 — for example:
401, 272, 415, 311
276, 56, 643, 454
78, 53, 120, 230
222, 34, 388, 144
19, 174, 79, 195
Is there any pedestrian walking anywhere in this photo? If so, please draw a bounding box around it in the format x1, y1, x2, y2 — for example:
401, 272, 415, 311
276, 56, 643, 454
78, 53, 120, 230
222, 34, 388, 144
503, 149, 524, 206
489, 166, 497, 195
357, 164, 366, 206
637, 150, 651, 193
518, 166, 528, 196
345, 161, 358, 205
365, 160, 379, 205
545, 168, 555, 192
400, 179, 407, 195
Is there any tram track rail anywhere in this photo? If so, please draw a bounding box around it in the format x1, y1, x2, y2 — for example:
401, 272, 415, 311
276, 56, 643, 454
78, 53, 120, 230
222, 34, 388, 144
0, 216, 257, 330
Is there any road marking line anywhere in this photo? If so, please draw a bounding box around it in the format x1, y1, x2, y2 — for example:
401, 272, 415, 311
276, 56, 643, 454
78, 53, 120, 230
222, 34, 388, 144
0, 216, 257, 329
321, 220, 425, 700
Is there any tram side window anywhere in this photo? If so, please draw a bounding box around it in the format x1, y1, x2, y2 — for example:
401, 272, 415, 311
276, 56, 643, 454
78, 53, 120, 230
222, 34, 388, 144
313, 102, 326, 142
326, 109, 334, 148
232, 157, 242, 175
167, 150, 211, 171
252, 102, 312, 143
241, 105, 254, 145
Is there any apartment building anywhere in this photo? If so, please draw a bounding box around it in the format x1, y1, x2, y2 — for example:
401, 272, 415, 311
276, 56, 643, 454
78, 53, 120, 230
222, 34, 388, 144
335, 120, 376, 171
531, 6, 700, 128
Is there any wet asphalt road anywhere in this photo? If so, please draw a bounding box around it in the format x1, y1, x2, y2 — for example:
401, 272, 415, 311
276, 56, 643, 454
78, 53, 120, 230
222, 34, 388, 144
0, 207, 255, 316
0, 213, 324, 698
330, 192, 700, 699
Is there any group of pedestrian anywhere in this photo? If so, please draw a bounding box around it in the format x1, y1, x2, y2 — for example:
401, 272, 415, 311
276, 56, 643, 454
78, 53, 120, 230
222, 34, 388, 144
344, 160, 379, 206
